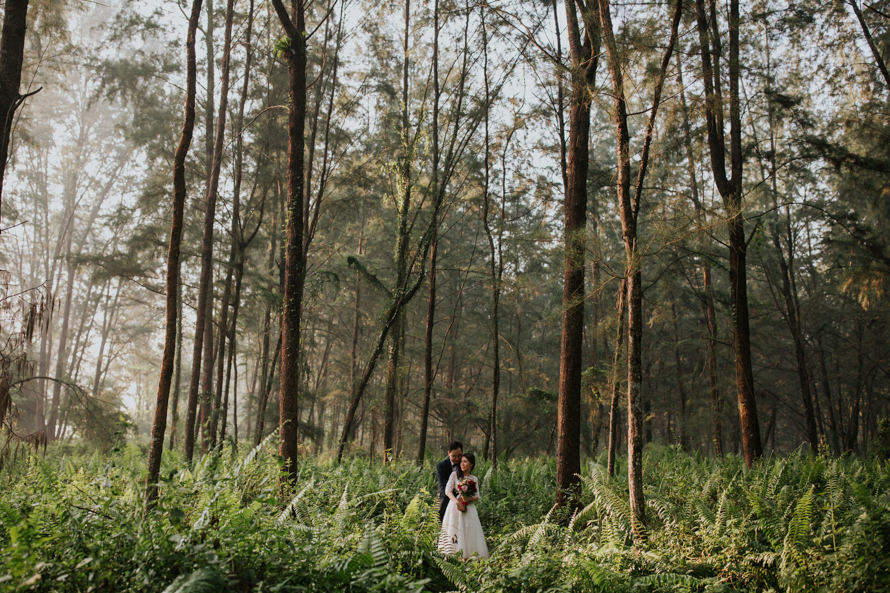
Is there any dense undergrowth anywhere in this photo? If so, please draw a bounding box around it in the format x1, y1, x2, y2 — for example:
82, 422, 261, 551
0, 439, 887, 592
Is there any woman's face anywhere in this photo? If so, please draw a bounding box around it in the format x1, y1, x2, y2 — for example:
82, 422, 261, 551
460, 456, 473, 474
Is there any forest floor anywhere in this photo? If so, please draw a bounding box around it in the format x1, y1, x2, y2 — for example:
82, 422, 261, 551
0, 440, 888, 592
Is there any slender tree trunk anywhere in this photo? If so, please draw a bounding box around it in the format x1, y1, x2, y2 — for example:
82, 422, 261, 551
47, 245, 75, 439
146, 0, 203, 506
254, 199, 278, 446
598, 0, 681, 536
557, 0, 597, 509
747, 19, 818, 453
169, 280, 183, 449
347, 214, 365, 445
383, 0, 412, 463
338, 277, 425, 463
480, 5, 503, 468
212, 265, 233, 448
228, 0, 255, 446
847, 324, 863, 452
417, 0, 441, 466
270, 0, 307, 484
184, 0, 216, 463
92, 281, 120, 396
695, 0, 762, 466
607, 278, 626, 477
0, 0, 29, 220
255, 330, 281, 444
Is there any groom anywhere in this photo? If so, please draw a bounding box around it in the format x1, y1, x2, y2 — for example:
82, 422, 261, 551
436, 441, 463, 521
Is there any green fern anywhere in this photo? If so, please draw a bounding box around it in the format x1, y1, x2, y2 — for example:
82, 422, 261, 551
433, 553, 468, 591
631, 571, 706, 592
781, 484, 815, 574
277, 478, 315, 524
161, 568, 226, 593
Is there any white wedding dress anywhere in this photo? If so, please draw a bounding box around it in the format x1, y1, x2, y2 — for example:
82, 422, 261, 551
437, 472, 489, 559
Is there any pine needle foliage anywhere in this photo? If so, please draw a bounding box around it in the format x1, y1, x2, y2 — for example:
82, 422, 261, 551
0, 444, 887, 592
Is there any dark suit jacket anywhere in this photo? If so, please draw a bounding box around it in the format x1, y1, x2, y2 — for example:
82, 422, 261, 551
436, 458, 457, 520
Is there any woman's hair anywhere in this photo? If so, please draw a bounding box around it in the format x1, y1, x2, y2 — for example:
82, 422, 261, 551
457, 452, 475, 478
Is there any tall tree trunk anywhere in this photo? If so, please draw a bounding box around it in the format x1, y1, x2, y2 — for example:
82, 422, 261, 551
254, 200, 278, 446
557, 0, 598, 509
607, 278, 626, 477
183, 0, 216, 463
695, 0, 762, 466
480, 5, 503, 468
255, 330, 281, 445
270, 0, 307, 485
227, 0, 255, 446
598, 0, 681, 537
847, 323, 863, 452
347, 213, 365, 446
169, 280, 183, 449
417, 0, 441, 467
383, 0, 411, 463
92, 281, 120, 396
47, 259, 74, 439
212, 264, 234, 448
146, 0, 203, 506
0, 0, 29, 221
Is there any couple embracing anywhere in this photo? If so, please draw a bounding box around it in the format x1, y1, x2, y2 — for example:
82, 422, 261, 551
435, 441, 489, 559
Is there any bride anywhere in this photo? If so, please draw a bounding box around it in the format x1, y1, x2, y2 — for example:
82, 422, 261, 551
437, 452, 489, 559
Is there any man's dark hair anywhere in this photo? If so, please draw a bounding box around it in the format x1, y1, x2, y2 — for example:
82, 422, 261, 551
447, 441, 463, 452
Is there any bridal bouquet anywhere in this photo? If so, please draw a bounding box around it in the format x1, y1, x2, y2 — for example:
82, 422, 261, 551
456, 477, 477, 501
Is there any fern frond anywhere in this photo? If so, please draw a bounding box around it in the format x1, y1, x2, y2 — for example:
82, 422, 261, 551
528, 504, 555, 548
277, 479, 315, 525
161, 568, 226, 593
632, 572, 707, 592
781, 484, 815, 572
236, 428, 278, 477
569, 499, 598, 532
433, 553, 468, 590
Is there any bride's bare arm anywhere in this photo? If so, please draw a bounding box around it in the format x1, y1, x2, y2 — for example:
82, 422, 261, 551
445, 473, 458, 502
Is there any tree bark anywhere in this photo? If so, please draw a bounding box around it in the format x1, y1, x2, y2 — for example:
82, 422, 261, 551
598, 0, 681, 537
270, 0, 307, 485
146, 0, 204, 506
383, 0, 412, 463
183, 0, 217, 463
607, 278, 626, 477
0, 0, 29, 223
169, 280, 182, 449
417, 0, 441, 467
480, 5, 504, 468
695, 0, 762, 466
557, 0, 598, 509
